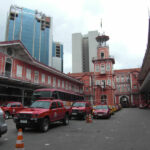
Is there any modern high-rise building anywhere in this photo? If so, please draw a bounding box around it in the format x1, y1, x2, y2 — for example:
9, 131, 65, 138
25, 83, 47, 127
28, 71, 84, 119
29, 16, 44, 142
52, 42, 63, 72
5, 5, 53, 66
72, 31, 99, 73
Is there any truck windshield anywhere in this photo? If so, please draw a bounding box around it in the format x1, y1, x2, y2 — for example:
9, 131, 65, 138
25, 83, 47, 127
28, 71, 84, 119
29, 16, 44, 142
72, 102, 85, 107
30, 101, 51, 109
32, 91, 52, 100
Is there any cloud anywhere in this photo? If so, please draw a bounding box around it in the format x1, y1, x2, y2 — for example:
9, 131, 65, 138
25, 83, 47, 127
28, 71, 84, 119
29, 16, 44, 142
0, 0, 149, 74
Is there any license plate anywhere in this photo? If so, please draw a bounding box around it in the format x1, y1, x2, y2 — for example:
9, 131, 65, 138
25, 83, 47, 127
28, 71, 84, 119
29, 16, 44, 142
72, 113, 77, 115
20, 120, 27, 123
98, 114, 103, 116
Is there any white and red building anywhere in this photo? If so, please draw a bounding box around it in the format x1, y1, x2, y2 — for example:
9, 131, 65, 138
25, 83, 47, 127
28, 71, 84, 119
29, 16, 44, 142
0, 40, 83, 106
69, 33, 141, 107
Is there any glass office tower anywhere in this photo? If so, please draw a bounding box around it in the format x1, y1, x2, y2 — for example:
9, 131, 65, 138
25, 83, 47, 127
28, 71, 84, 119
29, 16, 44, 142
5, 5, 52, 66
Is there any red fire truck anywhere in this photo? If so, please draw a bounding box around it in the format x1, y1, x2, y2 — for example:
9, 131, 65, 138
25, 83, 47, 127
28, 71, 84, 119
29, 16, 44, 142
13, 99, 70, 132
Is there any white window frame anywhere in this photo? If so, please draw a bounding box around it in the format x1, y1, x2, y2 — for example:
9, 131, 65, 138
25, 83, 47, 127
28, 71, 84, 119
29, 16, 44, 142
58, 79, 60, 88
121, 75, 124, 82
107, 79, 111, 86
106, 63, 110, 71
26, 68, 31, 80
69, 83, 71, 90
48, 76, 51, 84
34, 71, 39, 83
17, 65, 22, 77
95, 64, 100, 72
65, 81, 68, 90
41, 74, 45, 83
101, 80, 106, 88
53, 77, 56, 87
100, 64, 105, 74
62, 80, 64, 88
116, 76, 120, 82
95, 80, 100, 85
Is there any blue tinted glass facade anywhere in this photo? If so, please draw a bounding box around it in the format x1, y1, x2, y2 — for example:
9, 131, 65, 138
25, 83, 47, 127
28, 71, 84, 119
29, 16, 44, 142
8, 20, 14, 41
44, 28, 50, 65
21, 8, 34, 55
14, 13, 21, 40
7, 6, 51, 66
34, 20, 40, 60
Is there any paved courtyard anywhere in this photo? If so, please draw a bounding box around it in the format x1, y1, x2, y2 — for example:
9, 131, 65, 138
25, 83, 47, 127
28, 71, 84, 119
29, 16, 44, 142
0, 108, 150, 150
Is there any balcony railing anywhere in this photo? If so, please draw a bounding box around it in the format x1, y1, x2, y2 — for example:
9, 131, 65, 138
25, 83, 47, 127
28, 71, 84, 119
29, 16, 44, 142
92, 55, 114, 61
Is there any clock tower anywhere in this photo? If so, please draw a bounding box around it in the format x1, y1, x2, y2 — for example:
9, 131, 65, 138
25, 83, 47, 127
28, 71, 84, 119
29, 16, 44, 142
92, 33, 115, 105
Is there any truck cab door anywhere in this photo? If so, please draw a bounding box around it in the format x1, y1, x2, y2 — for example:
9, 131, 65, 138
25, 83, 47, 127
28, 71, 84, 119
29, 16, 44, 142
10, 104, 17, 114
15, 104, 22, 113
57, 101, 64, 119
50, 102, 58, 121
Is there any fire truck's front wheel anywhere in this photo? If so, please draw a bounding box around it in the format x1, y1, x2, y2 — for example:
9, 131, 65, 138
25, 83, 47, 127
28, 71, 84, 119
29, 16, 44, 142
40, 118, 49, 132
62, 114, 69, 125
5, 112, 10, 119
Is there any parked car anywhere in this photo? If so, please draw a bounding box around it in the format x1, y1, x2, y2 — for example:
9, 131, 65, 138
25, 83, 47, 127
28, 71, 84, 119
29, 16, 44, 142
13, 99, 70, 132
93, 105, 111, 119
108, 105, 114, 115
71, 101, 92, 120
112, 105, 117, 112
0, 102, 24, 119
92, 105, 96, 113
0, 108, 7, 137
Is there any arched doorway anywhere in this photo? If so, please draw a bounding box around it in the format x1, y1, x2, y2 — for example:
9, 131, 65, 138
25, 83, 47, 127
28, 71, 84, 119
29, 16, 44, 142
120, 96, 129, 107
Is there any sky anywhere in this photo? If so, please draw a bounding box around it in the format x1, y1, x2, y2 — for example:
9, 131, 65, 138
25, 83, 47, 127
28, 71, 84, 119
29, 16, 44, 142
0, 0, 150, 73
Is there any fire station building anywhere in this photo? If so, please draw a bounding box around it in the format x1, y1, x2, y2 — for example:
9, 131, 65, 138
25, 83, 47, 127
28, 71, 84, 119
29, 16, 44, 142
69, 33, 140, 107
0, 40, 83, 106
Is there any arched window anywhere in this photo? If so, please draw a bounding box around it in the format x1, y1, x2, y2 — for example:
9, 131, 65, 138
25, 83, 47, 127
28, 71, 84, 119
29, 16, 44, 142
101, 95, 107, 104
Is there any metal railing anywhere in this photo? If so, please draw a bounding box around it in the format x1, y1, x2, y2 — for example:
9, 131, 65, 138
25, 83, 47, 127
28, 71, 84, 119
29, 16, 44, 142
92, 55, 114, 61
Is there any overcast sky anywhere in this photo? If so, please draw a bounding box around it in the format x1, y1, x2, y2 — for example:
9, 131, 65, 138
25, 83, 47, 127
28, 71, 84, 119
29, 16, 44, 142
0, 0, 150, 73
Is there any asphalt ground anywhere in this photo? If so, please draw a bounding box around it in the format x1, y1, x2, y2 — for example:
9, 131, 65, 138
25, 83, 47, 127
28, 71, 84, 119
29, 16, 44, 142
0, 108, 150, 150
